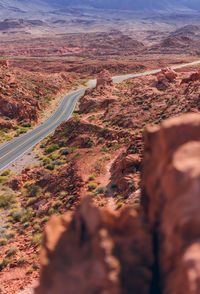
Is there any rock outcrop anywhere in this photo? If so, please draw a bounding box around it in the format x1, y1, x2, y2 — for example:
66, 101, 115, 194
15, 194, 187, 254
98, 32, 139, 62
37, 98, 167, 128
142, 114, 200, 294
35, 198, 153, 294
156, 67, 178, 85
96, 69, 114, 91
181, 70, 200, 84
111, 153, 140, 193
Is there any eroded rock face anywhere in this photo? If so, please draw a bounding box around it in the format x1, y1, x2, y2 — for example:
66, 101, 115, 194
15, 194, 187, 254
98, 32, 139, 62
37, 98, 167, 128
156, 67, 178, 86
181, 70, 200, 84
35, 198, 153, 294
111, 153, 140, 192
142, 114, 200, 294
96, 69, 114, 91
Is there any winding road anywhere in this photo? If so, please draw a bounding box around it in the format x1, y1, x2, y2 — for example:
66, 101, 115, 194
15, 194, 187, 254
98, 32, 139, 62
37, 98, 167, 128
0, 59, 200, 172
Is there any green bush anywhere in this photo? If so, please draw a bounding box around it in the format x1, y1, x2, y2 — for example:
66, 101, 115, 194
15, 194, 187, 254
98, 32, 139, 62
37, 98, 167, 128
95, 186, 107, 194
31, 233, 43, 246
18, 256, 27, 265
46, 164, 55, 171
6, 247, 18, 257
28, 184, 41, 197
0, 259, 9, 271
1, 170, 10, 176
6, 231, 16, 239
45, 144, 59, 154
0, 194, 16, 208
21, 122, 31, 128
61, 149, 70, 156
41, 216, 49, 224
88, 182, 97, 191
52, 200, 62, 210
12, 210, 26, 222
0, 176, 7, 184
0, 239, 7, 246
88, 174, 95, 181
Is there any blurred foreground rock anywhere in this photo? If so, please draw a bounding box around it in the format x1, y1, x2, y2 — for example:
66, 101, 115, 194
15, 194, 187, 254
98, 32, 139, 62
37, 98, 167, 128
35, 198, 153, 294
143, 114, 200, 294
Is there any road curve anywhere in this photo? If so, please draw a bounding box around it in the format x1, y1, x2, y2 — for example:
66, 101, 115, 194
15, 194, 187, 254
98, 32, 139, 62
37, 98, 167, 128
1, 59, 200, 172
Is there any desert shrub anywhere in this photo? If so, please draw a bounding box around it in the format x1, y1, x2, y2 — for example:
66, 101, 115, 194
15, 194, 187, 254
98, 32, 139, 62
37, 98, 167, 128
28, 184, 41, 197
52, 200, 62, 210
0, 259, 9, 271
95, 186, 107, 194
41, 216, 49, 224
18, 256, 27, 265
88, 182, 97, 191
45, 143, 59, 154
101, 145, 109, 153
46, 164, 55, 170
88, 174, 95, 181
21, 122, 31, 128
0, 239, 7, 246
26, 267, 34, 274
0, 194, 16, 208
111, 184, 118, 189
23, 181, 31, 189
12, 209, 26, 222
61, 149, 70, 156
23, 222, 29, 229
33, 224, 41, 232
59, 191, 68, 200
43, 156, 51, 164
98, 137, 104, 144
33, 263, 39, 270
83, 137, 94, 148
6, 247, 18, 257
0, 285, 3, 292
31, 233, 43, 246
48, 208, 55, 215
1, 170, 10, 177
6, 231, 15, 239
0, 176, 7, 183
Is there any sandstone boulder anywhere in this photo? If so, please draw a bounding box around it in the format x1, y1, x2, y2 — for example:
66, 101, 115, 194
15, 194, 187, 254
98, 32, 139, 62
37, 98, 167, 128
96, 69, 113, 91
156, 67, 178, 85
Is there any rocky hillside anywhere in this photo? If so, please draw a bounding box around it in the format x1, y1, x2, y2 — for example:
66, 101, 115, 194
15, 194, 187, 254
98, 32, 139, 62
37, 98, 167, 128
0, 61, 74, 141
1, 67, 200, 293
35, 113, 200, 294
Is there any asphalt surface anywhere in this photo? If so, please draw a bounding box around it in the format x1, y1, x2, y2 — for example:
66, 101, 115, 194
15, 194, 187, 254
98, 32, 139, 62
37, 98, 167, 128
1, 59, 200, 172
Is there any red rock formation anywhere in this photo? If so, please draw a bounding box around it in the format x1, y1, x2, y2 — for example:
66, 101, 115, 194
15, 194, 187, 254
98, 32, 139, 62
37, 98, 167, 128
142, 114, 200, 294
181, 69, 200, 84
96, 69, 114, 91
156, 67, 178, 85
111, 153, 140, 192
35, 198, 153, 294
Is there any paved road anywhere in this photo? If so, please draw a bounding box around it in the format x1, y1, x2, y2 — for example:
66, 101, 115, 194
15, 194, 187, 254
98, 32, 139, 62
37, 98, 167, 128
1, 59, 200, 172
